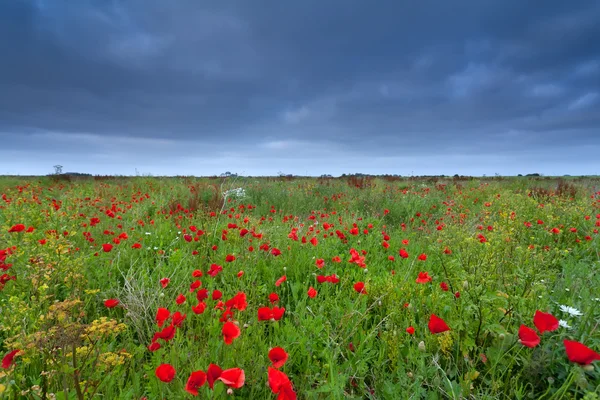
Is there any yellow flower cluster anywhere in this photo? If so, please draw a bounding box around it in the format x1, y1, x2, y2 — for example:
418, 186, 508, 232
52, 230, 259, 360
84, 317, 127, 341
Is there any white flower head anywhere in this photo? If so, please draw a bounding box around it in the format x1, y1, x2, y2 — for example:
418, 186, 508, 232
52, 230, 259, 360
558, 320, 571, 329
559, 305, 583, 317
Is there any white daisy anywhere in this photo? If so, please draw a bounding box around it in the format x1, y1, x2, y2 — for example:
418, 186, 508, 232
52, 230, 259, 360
559, 305, 583, 317
558, 320, 571, 329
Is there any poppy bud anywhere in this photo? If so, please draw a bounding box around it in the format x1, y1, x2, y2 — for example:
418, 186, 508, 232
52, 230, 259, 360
463, 281, 469, 289
418, 341, 426, 352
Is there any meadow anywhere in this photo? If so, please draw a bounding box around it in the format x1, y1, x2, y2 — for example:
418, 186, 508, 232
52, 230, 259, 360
1, 175, 599, 399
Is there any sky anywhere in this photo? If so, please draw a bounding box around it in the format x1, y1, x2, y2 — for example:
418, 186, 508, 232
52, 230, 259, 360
1, 1, 599, 177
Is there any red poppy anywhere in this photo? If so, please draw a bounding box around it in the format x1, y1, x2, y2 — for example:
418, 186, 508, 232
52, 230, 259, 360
225, 292, 247, 311
399, 249, 409, 258
272, 306, 285, 321
196, 288, 209, 302
212, 290, 223, 300
315, 258, 325, 268
225, 254, 236, 262
102, 243, 113, 252
406, 326, 415, 335
156, 307, 170, 327
416, 272, 432, 284
269, 293, 279, 304
222, 321, 241, 345
207, 364, 223, 389
104, 299, 119, 308
185, 370, 207, 396
207, 264, 223, 277
160, 277, 170, 288
176, 294, 186, 305
563, 340, 600, 365
353, 282, 367, 294
172, 311, 186, 327
218, 368, 245, 389
428, 314, 450, 334
275, 275, 287, 287
1, 349, 20, 369
147, 342, 161, 352
258, 307, 273, 321
518, 325, 540, 348
153, 324, 176, 342
307, 286, 317, 298
8, 224, 25, 233
268, 367, 297, 400
155, 363, 176, 383
271, 248, 282, 256
192, 302, 207, 314
192, 269, 203, 277
268, 347, 289, 368
533, 310, 559, 334
440, 282, 449, 291
190, 280, 202, 291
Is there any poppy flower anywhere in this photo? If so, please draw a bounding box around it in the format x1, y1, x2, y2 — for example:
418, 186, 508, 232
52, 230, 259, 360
416, 272, 432, 284
406, 326, 415, 335
104, 299, 119, 308
275, 275, 287, 287
176, 294, 186, 305
192, 269, 203, 277
518, 325, 540, 348
271, 248, 282, 256
8, 224, 25, 233
225, 254, 236, 262
439, 282, 449, 291
172, 311, 186, 327
307, 286, 317, 298
269, 293, 279, 304
192, 302, 207, 314
1, 349, 20, 369
533, 310, 559, 334
268, 367, 297, 400
196, 288, 209, 302
207, 364, 223, 389
272, 306, 285, 321
155, 363, 176, 383
185, 370, 207, 396
428, 314, 450, 334
222, 321, 241, 345
153, 324, 176, 342
315, 258, 325, 268
102, 243, 113, 252
190, 280, 202, 291
353, 281, 367, 294
258, 307, 273, 321
563, 340, 600, 365
212, 290, 223, 300
160, 277, 170, 288
218, 368, 245, 389
225, 292, 247, 311
147, 341, 161, 352
156, 307, 170, 327
268, 347, 289, 368
207, 264, 223, 277
399, 249, 409, 259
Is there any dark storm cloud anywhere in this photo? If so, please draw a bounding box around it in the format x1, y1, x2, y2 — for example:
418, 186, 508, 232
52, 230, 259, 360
1, 0, 599, 175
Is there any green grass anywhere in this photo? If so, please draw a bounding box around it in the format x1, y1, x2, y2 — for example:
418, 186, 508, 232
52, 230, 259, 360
0, 176, 599, 399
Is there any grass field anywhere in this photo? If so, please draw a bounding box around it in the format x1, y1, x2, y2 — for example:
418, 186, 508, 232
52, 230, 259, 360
1, 175, 599, 399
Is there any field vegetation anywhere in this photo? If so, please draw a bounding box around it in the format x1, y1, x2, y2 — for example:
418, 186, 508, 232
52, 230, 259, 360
1, 175, 599, 399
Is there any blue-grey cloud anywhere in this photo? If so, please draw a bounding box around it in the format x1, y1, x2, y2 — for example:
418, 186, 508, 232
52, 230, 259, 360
1, 0, 599, 176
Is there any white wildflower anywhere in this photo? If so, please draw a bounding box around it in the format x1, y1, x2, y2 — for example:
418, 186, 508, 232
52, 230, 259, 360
558, 320, 571, 329
559, 305, 583, 317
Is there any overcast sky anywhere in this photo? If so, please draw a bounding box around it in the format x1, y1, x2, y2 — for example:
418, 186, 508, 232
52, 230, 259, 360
1, 1, 599, 176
